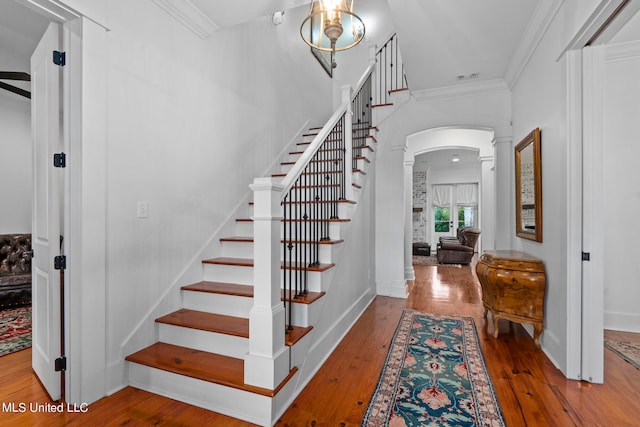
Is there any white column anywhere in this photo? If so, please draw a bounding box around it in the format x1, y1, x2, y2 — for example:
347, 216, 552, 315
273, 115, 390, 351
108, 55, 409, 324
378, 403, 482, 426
479, 155, 495, 252
404, 159, 415, 281
245, 177, 288, 389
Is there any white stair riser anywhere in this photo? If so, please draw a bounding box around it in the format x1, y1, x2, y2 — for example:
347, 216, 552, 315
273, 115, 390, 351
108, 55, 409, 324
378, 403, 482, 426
249, 202, 353, 220
221, 241, 337, 264
236, 221, 345, 241
289, 299, 324, 328
182, 291, 252, 318
128, 363, 274, 426
202, 263, 328, 293
235, 221, 254, 236
158, 324, 248, 359
203, 264, 253, 285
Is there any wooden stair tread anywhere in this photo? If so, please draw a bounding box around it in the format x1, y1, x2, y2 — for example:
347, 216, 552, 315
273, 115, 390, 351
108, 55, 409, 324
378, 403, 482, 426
202, 257, 335, 272
125, 342, 297, 397
286, 326, 313, 346
283, 261, 335, 272
353, 144, 374, 152
353, 135, 377, 143
281, 290, 326, 304
234, 218, 351, 223
182, 280, 326, 304
203, 257, 253, 267
156, 309, 249, 338
220, 236, 344, 245
249, 201, 357, 206
181, 281, 253, 297
281, 158, 344, 166
220, 236, 253, 242
289, 148, 345, 155
372, 103, 394, 108
271, 170, 345, 178
282, 199, 356, 205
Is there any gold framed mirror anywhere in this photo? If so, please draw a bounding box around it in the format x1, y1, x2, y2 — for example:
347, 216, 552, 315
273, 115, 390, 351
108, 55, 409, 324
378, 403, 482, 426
515, 128, 542, 242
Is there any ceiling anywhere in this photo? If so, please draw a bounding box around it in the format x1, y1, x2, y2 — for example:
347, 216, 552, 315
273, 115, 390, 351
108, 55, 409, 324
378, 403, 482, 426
1, 0, 542, 98
181, 0, 541, 96
414, 148, 480, 172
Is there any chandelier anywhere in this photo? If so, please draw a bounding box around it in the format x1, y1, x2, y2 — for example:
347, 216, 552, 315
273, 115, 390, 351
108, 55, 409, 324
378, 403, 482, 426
300, 0, 365, 68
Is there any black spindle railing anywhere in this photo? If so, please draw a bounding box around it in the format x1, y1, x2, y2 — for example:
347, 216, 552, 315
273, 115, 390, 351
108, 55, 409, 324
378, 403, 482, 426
352, 73, 372, 172
282, 117, 346, 331
374, 33, 408, 106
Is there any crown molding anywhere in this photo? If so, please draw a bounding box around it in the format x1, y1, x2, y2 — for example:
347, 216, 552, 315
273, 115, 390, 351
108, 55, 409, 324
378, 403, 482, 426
504, 0, 565, 88
152, 0, 219, 39
606, 39, 640, 62
412, 78, 510, 103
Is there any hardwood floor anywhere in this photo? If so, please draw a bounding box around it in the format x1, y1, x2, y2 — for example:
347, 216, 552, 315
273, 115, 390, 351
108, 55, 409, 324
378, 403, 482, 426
2, 260, 639, 426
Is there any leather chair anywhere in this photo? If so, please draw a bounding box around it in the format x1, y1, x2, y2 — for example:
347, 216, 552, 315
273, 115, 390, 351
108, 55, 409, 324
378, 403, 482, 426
436, 227, 480, 265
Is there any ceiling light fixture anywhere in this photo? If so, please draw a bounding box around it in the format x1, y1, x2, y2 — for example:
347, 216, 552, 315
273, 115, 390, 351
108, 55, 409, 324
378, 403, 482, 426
300, 0, 365, 69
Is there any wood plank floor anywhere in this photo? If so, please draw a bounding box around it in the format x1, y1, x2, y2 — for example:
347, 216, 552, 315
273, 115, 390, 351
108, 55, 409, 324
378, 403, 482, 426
1, 259, 639, 426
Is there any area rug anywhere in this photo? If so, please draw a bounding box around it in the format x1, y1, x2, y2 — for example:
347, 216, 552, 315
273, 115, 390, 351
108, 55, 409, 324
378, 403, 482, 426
0, 306, 32, 357
362, 310, 505, 426
605, 340, 640, 370
412, 256, 462, 268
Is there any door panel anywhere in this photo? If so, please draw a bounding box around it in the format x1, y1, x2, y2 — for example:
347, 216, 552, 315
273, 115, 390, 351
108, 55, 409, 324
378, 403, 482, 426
31, 21, 63, 401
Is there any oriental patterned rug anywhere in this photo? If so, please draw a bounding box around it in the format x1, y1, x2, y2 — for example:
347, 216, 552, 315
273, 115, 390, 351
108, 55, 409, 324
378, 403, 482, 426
362, 310, 505, 427
605, 340, 640, 370
0, 306, 32, 357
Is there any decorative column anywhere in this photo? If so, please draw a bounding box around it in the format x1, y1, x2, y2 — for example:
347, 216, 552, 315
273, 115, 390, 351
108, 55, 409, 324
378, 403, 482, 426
479, 154, 495, 252
245, 177, 288, 389
404, 158, 415, 281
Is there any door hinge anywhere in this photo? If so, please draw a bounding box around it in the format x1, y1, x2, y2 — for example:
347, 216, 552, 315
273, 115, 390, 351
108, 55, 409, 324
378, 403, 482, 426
55, 356, 67, 372
53, 152, 66, 168
582, 252, 591, 261
53, 50, 66, 66
54, 255, 66, 270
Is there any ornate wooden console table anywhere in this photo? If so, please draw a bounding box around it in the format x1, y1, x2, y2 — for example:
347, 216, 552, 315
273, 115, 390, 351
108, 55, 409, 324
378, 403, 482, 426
475, 250, 546, 347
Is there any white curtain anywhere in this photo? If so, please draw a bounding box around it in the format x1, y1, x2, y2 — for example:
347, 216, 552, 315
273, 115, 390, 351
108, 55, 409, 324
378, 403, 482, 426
456, 184, 477, 206
432, 185, 451, 208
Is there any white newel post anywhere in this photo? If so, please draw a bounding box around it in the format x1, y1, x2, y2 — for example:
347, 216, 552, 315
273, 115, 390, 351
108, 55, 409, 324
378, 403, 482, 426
342, 85, 354, 200
245, 177, 289, 389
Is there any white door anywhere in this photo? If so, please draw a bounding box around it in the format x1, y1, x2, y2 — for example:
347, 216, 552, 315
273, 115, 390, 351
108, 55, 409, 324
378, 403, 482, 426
432, 184, 478, 250
31, 22, 63, 401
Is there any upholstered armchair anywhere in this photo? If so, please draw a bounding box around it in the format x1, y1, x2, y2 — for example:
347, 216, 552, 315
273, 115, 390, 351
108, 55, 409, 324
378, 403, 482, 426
436, 227, 480, 265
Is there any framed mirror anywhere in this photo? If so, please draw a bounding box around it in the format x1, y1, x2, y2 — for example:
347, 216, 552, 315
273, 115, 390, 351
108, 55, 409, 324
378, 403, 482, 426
515, 128, 542, 242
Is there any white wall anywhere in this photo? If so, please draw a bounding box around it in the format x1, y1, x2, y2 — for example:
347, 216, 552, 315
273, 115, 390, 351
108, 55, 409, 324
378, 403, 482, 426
509, 1, 615, 373
82, 0, 336, 392
0, 93, 31, 234
601, 16, 640, 332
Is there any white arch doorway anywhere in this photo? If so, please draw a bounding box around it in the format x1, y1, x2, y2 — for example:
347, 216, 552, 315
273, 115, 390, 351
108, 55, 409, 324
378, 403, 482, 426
402, 127, 496, 280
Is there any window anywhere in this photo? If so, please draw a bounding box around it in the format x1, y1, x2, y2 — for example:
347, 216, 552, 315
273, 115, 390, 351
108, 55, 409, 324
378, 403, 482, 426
458, 206, 476, 228
434, 207, 450, 232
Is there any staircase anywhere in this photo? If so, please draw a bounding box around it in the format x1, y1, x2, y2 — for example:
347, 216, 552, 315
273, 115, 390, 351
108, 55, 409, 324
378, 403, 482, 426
124, 72, 379, 424
122, 33, 410, 424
